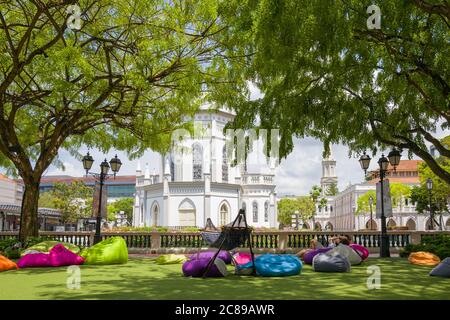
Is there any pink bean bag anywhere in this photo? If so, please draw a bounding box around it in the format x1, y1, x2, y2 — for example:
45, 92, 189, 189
303, 247, 332, 265
350, 244, 369, 260
17, 252, 51, 268
233, 252, 253, 265
49, 244, 85, 267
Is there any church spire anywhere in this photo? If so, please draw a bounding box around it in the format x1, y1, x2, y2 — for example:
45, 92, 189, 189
320, 146, 338, 195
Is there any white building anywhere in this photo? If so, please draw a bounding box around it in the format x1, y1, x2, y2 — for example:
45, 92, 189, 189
132, 106, 278, 229
314, 150, 338, 231
321, 160, 450, 231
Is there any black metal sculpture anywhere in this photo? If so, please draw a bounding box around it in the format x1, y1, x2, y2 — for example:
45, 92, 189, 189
201, 209, 256, 277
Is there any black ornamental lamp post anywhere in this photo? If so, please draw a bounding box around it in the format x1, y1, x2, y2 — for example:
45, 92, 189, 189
82, 152, 122, 244
369, 195, 374, 230
359, 148, 401, 258
426, 178, 434, 230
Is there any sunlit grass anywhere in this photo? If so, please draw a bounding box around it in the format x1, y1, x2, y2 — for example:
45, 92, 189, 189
0, 257, 448, 300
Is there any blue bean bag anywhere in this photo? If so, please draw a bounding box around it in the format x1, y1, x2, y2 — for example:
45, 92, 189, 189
312, 253, 351, 272
236, 254, 302, 277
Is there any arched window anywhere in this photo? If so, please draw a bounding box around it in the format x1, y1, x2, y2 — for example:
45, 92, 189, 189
252, 201, 258, 223
222, 145, 228, 182
219, 203, 229, 226
242, 201, 246, 213
152, 203, 159, 227
264, 201, 269, 222
192, 144, 203, 180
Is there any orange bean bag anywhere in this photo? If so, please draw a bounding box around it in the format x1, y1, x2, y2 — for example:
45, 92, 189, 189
0, 254, 18, 272
408, 251, 441, 266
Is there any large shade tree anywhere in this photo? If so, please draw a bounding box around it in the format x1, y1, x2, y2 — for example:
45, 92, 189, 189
229, 0, 450, 184
0, 0, 249, 241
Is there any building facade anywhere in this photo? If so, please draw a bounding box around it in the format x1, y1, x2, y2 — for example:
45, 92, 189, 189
0, 173, 61, 231
133, 106, 278, 228
326, 160, 450, 231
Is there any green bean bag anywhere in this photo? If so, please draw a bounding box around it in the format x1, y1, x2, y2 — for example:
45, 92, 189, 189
22, 241, 80, 256
155, 254, 188, 265
80, 237, 128, 265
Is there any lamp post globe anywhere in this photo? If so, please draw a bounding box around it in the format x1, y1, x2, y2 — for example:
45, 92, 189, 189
387, 148, 401, 168
359, 152, 371, 173
378, 154, 389, 172
426, 178, 433, 191
110, 154, 122, 176
82, 152, 94, 175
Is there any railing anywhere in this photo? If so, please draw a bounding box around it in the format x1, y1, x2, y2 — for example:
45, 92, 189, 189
1, 231, 449, 251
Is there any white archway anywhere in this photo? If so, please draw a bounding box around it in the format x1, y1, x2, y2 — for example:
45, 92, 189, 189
387, 218, 397, 230
314, 222, 322, 231
445, 217, 450, 231
178, 198, 196, 227
366, 219, 377, 230
406, 218, 416, 230
325, 221, 333, 231
218, 201, 230, 226
151, 201, 159, 227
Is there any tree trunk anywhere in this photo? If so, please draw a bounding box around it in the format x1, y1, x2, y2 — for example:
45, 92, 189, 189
19, 180, 40, 242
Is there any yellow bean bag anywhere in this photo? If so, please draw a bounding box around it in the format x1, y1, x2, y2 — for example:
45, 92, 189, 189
155, 254, 188, 265
0, 254, 18, 272
408, 251, 441, 266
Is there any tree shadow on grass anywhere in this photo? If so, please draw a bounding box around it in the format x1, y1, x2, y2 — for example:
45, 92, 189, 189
27, 258, 450, 300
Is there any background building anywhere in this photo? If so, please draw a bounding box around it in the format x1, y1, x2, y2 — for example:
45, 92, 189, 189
39, 175, 136, 202
0, 174, 61, 231
133, 106, 278, 229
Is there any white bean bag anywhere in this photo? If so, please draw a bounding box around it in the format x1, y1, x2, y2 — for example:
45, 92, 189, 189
326, 244, 362, 265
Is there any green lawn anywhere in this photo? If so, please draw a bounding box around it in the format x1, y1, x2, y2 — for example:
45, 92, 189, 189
0, 257, 449, 300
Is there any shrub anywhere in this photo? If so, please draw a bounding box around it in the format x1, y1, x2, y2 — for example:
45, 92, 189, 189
400, 234, 450, 260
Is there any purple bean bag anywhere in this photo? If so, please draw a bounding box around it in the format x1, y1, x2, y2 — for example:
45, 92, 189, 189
182, 258, 227, 277
49, 244, 85, 267
17, 252, 51, 268
189, 250, 232, 264
349, 244, 369, 260
303, 247, 332, 265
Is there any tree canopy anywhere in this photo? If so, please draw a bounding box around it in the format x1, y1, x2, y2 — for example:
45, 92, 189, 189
229, 0, 450, 184
356, 183, 412, 215
0, 0, 250, 240
38, 181, 93, 224
277, 196, 315, 226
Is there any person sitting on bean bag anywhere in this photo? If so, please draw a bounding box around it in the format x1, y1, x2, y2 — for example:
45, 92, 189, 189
409, 251, 440, 266
0, 254, 18, 272
296, 238, 324, 259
